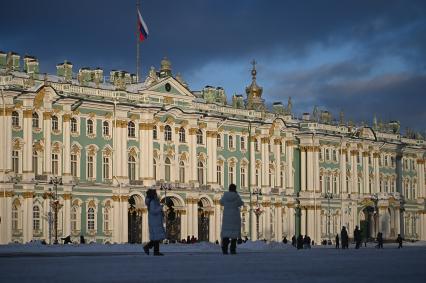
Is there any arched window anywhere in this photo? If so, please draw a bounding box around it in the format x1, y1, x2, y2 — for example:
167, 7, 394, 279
153, 126, 158, 140
128, 121, 135, 138
198, 161, 204, 185
228, 165, 234, 184
196, 129, 203, 144
12, 204, 19, 230
51, 115, 59, 131
103, 156, 110, 180
320, 175, 324, 192
280, 170, 284, 188
240, 167, 246, 188
32, 112, 39, 128
255, 139, 259, 152
103, 121, 109, 136
87, 155, 94, 179
128, 155, 136, 181
71, 206, 78, 231
104, 206, 110, 232
332, 150, 337, 162
333, 176, 338, 194
179, 161, 185, 183
87, 207, 95, 230
325, 149, 330, 161
12, 111, 19, 127
240, 136, 245, 150
164, 125, 172, 141
165, 157, 171, 182
153, 159, 157, 180
217, 165, 222, 186
52, 153, 59, 176
33, 206, 40, 231
12, 150, 19, 174
228, 135, 234, 149
87, 119, 94, 135
179, 127, 186, 143
33, 151, 38, 175
71, 154, 78, 177
71, 117, 78, 133
217, 134, 222, 147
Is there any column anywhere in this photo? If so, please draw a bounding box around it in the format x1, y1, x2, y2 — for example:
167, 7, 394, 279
351, 150, 358, 194
43, 111, 52, 175
192, 198, 198, 238
142, 208, 148, 243
340, 149, 347, 193
417, 159, 425, 198
314, 147, 320, 192
209, 211, 215, 242
301, 147, 306, 191
261, 137, 269, 190
363, 152, 369, 194
307, 147, 313, 191
373, 152, 380, 194
63, 193, 72, 237
112, 195, 120, 243
22, 109, 33, 181
287, 205, 295, 238
301, 207, 307, 235
188, 128, 198, 183
180, 209, 187, 240
250, 136, 256, 187
274, 139, 281, 188
42, 194, 50, 243
139, 122, 155, 185
275, 203, 283, 241
0, 107, 12, 179
307, 208, 315, 240
214, 199, 221, 241
0, 188, 13, 244
187, 198, 193, 237
121, 196, 129, 243
22, 191, 34, 243
62, 114, 72, 183
206, 131, 214, 184
263, 202, 271, 240
286, 141, 294, 190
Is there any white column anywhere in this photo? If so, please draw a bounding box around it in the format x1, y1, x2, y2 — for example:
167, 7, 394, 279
192, 199, 198, 238
22, 191, 34, 243
374, 153, 380, 194
351, 150, 358, 194
275, 204, 283, 241
43, 112, 52, 175
206, 131, 214, 184
264, 203, 271, 240
250, 137, 256, 187
286, 141, 294, 190
187, 198, 193, 237
63, 193, 71, 237
261, 138, 269, 190
307, 147, 313, 191
340, 149, 347, 193
363, 152, 369, 194
209, 211, 215, 242
189, 128, 198, 183
301, 147, 306, 191
121, 196, 128, 243
287, 205, 295, 237
142, 210, 148, 243
274, 139, 281, 188
62, 114, 72, 182
301, 208, 306, 235
112, 196, 120, 243
22, 109, 33, 181
214, 199, 221, 241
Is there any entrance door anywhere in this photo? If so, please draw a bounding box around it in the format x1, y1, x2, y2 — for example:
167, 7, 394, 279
163, 197, 181, 243
128, 196, 142, 244
198, 210, 209, 242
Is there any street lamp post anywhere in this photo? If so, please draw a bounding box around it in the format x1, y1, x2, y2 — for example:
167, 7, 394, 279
372, 193, 379, 236
160, 182, 171, 240
253, 188, 262, 240
49, 177, 63, 244
325, 192, 333, 243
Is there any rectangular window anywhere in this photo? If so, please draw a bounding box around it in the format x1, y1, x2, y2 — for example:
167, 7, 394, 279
87, 155, 94, 179
12, 151, 19, 174
240, 137, 245, 150
103, 156, 110, 179
52, 154, 59, 176
217, 166, 222, 186
71, 155, 77, 177
241, 167, 246, 188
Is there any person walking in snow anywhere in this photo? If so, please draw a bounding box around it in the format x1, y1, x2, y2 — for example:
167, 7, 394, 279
296, 235, 304, 250
220, 183, 244, 255
335, 234, 340, 249
376, 232, 384, 249
354, 226, 362, 249
396, 234, 403, 248
143, 188, 166, 256
341, 226, 349, 249
291, 235, 296, 247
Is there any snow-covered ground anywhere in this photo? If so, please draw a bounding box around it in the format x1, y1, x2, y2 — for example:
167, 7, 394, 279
1, 241, 425, 282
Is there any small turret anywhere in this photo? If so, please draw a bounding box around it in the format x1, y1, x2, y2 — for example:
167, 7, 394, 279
56, 60, 73, 81
159, 57, 172, 78
245, 60, 265, 111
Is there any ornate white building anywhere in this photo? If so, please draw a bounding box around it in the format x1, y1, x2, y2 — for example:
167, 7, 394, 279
0, 51, 425, 245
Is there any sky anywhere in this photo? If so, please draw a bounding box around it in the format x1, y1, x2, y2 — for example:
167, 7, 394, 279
1, 0, 425, 133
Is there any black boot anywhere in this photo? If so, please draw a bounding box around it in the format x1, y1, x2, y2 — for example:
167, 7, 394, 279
230, 239, 237, 255
222, 238, 230, 254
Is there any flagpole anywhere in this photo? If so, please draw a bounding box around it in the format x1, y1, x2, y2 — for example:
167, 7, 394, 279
136, 0, 140, 83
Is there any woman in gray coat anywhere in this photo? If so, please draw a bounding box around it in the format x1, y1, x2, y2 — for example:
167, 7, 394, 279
143, 189, 166, 256
220, 183, 244, 254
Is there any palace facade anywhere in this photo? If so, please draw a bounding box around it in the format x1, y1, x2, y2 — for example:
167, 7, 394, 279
0, 51, 425, 245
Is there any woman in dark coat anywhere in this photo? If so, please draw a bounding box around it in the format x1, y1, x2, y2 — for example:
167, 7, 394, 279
341, 226, 349, 249
296, 235, 304, 250
143, 188, 166, 256
220, 183, 244, 254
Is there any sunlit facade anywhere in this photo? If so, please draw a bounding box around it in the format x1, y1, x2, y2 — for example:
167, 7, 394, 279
0, 51, 425, 244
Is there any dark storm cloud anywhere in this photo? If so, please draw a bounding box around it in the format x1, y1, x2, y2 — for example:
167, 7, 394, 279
0, 0, 425, 131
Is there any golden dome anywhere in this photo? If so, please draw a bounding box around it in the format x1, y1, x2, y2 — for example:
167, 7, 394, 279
246, 60, 263, 98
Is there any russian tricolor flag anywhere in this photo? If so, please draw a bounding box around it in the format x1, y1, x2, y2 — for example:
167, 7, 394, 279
137, 8, 149, 42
